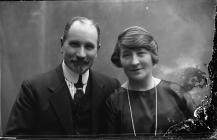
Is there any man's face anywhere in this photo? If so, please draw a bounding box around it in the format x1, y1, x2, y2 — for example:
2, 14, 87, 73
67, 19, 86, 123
61, 21, 98, 74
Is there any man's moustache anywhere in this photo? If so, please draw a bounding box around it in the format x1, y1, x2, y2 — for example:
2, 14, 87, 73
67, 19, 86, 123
70, 59, 89, 64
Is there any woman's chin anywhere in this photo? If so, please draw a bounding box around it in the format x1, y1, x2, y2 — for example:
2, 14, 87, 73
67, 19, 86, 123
127, 74, 147, 81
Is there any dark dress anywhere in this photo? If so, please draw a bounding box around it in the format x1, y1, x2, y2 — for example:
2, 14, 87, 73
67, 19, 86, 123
105, 80, 193, 136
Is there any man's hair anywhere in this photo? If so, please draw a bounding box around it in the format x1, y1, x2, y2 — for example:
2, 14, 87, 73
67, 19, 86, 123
111, 26, 159, 67
62, 16, 101, 46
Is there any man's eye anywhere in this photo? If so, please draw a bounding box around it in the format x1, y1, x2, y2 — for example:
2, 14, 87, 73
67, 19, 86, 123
69, 42, 79, 47
85, 43, 94, 50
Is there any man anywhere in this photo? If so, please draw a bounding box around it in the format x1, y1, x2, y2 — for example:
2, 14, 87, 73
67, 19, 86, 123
5, 16, 120, 137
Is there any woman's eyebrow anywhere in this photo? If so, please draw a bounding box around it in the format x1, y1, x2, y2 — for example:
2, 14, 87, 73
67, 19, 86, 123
126, 47, 145, 51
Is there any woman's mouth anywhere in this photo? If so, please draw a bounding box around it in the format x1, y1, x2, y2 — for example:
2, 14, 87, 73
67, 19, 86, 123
129, 68, 143, 72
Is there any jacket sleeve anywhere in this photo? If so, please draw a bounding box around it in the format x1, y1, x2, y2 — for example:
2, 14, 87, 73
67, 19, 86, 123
4, 80, 37, 136
104, 92, 121, 135
99, 78, 120, 135
115, 79, 121, 89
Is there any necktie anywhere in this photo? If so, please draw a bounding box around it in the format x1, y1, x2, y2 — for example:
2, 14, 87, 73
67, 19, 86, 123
74, 74, 84, 101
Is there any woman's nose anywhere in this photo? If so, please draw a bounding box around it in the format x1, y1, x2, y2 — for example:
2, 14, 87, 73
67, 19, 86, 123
131, 54, 140, 65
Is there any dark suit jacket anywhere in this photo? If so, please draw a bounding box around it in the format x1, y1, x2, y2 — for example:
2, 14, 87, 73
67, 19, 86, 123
5, 65, 120, 137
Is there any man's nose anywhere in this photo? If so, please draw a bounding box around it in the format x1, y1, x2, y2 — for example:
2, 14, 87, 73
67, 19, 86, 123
76, 46, 86, 58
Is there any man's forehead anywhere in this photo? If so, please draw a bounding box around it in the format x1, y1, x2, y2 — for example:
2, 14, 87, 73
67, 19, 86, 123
66, 20, 98, 45
74, 19, 93, 25
69, 20, 97, 32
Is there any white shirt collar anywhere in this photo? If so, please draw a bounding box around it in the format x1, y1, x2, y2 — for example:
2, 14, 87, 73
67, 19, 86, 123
62, 60, 89, 85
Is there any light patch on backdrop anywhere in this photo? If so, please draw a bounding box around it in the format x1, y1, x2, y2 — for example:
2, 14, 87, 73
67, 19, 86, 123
148, 0, 213, 109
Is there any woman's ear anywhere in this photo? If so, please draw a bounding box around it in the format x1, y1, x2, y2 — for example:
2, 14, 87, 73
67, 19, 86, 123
153, 63, 158, 68
60, 37, 64, 47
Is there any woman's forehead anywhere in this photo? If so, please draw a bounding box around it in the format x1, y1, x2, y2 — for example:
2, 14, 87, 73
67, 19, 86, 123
120, 46, 148, 52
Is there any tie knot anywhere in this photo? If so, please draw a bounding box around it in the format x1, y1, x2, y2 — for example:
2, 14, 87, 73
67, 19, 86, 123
74, 74, 83, 88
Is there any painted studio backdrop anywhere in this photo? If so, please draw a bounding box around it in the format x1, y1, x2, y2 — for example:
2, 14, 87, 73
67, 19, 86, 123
0, 0, 215, 135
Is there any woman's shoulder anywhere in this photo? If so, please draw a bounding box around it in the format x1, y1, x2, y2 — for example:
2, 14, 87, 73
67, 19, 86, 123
159, 80, 195, 116
159, 80, 186, 95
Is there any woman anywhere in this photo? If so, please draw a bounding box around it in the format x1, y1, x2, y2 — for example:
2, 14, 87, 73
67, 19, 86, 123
105, 26, 194, 136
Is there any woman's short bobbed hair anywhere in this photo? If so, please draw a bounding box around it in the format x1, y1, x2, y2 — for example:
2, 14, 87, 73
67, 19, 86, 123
111, 26, 159, 67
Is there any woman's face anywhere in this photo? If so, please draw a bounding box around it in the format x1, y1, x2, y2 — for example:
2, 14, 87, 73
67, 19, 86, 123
120, 47, 154, 81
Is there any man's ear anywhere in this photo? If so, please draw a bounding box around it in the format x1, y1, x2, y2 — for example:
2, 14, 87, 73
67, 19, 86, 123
60, 37, 64, 47
98, 43, 101, 50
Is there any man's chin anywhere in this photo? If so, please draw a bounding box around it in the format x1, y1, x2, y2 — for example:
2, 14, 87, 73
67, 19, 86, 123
74, 66, 90, 74
67, 63, 92, 74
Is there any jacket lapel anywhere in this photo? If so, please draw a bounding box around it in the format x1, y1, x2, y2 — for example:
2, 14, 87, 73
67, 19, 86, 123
48, 65, 74, 135
48, 66, 106, 134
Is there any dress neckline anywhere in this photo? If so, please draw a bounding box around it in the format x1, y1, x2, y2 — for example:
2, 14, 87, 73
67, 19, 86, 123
123, 80, 163, 93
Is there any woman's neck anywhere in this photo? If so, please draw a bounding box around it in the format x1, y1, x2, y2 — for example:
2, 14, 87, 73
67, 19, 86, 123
128, 75, 155, 91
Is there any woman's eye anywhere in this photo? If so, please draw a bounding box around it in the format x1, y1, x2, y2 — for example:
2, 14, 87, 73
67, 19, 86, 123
137, 51, 146, 55
122, 53, 130, 57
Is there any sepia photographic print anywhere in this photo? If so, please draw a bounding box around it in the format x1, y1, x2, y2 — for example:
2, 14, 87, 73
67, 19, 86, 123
0, 0, 216, 139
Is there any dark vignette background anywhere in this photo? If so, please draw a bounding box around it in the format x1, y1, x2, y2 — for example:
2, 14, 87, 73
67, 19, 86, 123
0, 0, 215, 136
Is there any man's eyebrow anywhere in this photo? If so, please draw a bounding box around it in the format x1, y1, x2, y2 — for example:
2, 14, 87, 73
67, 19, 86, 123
85, 42, 95, 45
68, 40, 80, 44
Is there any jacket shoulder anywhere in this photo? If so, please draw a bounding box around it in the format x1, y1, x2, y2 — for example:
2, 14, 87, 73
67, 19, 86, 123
107, 87, 126, 103
91, 70, 116, 80
19, 66, 62, 99
27, 68, 56, 83
25, 66, 60, 88
91, 70, 120, 87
